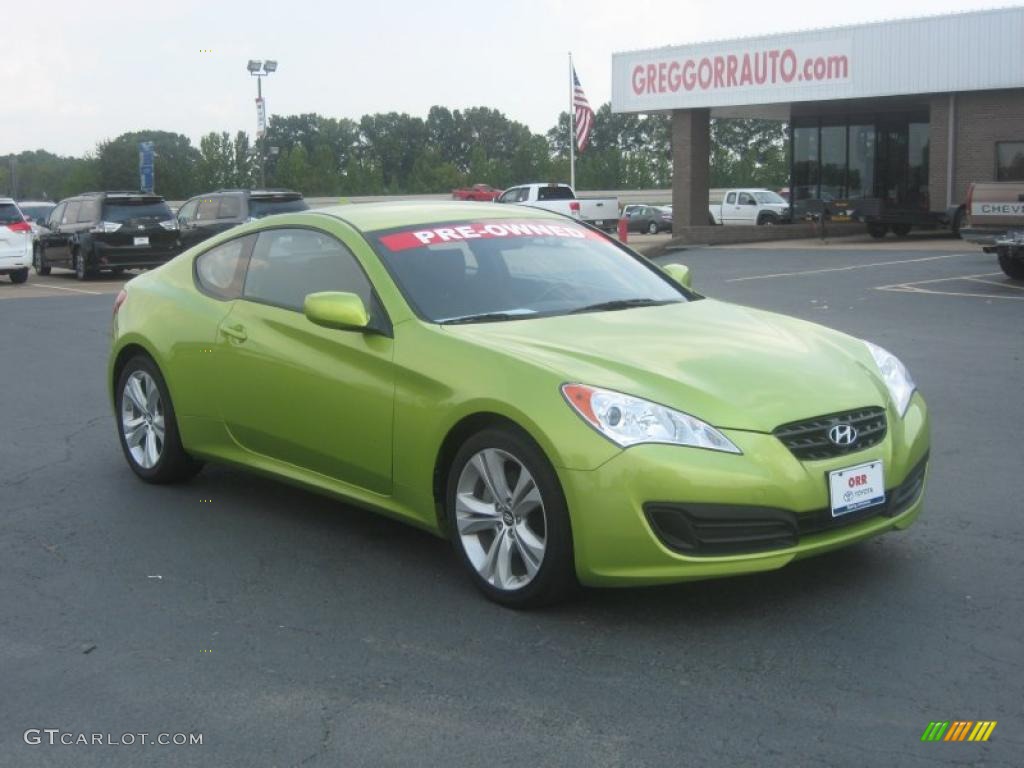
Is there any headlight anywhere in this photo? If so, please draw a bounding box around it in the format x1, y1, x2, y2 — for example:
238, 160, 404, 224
159, 219, 178, 231
864, 341, 916, 417
561, 384, 741, 453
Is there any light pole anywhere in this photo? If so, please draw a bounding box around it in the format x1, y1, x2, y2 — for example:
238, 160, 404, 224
247, 59, 277, 188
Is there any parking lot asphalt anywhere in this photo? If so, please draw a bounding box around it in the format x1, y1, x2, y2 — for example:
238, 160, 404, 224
2, 240, 1022, 767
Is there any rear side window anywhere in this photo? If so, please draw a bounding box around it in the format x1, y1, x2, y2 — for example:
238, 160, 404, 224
63, 201, 81, 224
725, 193, 736, 204
537, 186, 574, 202
77, 200, 98, 223
197, 199, 219, 221
218, 196, 242, 219
247, 197, 309, 218
739, 193, 755, 205
195, 235, 254, 300
0, 203, 23, 224
102, 199, 172, 223
243, 228, 372, 312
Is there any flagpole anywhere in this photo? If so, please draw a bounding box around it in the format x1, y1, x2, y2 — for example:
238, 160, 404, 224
568, 51, 576, 190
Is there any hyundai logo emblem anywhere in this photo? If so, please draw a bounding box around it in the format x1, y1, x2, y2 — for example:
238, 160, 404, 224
828, 423, 858, 447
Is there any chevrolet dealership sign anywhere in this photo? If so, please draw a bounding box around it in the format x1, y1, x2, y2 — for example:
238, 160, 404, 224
612, 8, 1024, 113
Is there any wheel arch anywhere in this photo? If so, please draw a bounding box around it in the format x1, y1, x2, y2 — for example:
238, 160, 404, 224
430, 411, 562, 534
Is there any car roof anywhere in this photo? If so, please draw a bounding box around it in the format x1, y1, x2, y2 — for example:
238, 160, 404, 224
17, 200, 55, 206
311, 200, 572, 233
0, 197, 16, 204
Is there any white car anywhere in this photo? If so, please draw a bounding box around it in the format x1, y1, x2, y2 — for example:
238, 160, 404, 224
496, 183, 619, 231
0, 198, 32, 283
709, 189, 791, 226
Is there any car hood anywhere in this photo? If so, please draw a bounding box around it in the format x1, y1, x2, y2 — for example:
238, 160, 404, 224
443, 299, 886, 433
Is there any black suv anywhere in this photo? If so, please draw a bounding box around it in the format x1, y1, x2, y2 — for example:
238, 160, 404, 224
37, 192, 180, 280
176, 189, 309, 250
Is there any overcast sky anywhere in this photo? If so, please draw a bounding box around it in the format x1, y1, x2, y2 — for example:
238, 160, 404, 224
2, 0, 1009, 156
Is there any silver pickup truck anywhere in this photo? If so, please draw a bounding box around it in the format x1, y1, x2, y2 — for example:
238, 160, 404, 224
960, 182, 1024, 279
496, 183, 619, 231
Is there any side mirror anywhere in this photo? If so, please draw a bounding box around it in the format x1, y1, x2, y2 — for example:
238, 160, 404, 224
304, 291, 370, 331
663, 263, 692, 290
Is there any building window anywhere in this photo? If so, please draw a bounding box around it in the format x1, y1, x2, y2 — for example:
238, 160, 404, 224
847, 125, 875, 199
792, 126, 819, 202
820, 125, 847, 201
996, 142, 1024, 181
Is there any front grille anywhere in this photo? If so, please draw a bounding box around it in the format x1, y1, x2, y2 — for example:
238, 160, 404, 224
644, 454, 928, 557
773, 407, 887, 460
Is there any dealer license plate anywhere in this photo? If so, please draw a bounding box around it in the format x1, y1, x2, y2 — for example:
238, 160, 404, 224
829, 460, 885, 518
134, 236, 149, 246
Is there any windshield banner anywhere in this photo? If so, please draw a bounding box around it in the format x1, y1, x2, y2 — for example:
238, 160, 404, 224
378, 220, 603, 252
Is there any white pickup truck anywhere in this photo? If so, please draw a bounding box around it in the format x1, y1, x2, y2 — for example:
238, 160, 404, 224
496, 183, 619, 231
709, 188, 791, 226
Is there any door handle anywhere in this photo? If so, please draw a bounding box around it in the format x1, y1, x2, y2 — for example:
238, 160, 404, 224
221, 324, 247, 342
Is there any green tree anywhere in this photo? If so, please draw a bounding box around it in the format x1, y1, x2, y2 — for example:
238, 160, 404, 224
95, 130, 199, 199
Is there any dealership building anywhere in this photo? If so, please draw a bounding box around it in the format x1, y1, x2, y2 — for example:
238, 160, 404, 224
612, 7, 1024, 233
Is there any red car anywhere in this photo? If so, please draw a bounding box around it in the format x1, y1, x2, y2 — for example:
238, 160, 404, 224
451, 184, 503, 202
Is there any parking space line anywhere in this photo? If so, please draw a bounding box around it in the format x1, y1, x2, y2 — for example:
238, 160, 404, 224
874, 272, 1002, 289
876, 272, 1024, 301
965, 276, 1024, 291
23, 283, 103, 295
726, 253, 969, 282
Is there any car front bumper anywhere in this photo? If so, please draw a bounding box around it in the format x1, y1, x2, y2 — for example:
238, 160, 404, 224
559, 392, 929, 586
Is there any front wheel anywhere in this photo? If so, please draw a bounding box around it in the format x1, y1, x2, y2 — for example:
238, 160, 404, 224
998, 248, 1024, 280
9, 268, 28, 284
74, 249, 93, 280
892, 223, 912, 237
446, 428, 576, 607
34, 245, 51, 276
647, 221, 659, 235
757, 214, 777, 226
116, 355, 203, 484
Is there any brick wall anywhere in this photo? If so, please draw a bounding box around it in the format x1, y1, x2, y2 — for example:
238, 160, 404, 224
931, 89, 1024, 211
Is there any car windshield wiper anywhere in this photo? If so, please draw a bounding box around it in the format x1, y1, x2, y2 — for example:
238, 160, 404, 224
569, 298, 680, 315
439, 311, 535, 325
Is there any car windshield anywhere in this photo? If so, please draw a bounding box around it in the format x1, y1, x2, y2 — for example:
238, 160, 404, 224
0, 203, 24, 224
753, 191, 787, 205
371, 218, 687, 323
248, 197, 309, 217
103, 200, 173, 222
19, 204, 55, 222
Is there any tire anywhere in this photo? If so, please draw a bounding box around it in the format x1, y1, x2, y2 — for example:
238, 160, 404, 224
758, 214, 778, 226
998, 249, 1024, 280
115, 354, 203, 484
33, 245, 51, 276
647, 221, 658, 235
892, 223, 912, 237
867, 223, 888, 239
446, 427, 576, 608
73, 248, 92, 281
9, 268, 28, 284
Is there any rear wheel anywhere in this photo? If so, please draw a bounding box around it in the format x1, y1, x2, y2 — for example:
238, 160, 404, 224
446, 428, 576, 608
998, 248, 1024, 280
116, 355, 203, 484
867, 223, 888, 239
9, 268, 28, 284
647, 221, 658, 235
892, 223, 912, 237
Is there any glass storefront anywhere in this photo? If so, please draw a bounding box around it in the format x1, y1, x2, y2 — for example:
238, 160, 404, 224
790, 113, 929, 214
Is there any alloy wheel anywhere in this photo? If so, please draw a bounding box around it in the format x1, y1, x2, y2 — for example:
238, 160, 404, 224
455, 448, 547, 591
121, 370, 165, 469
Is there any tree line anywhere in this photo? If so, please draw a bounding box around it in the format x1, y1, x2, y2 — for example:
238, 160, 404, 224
1, 105, 788, 201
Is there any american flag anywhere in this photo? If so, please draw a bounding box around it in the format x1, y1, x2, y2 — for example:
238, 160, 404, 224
573, 67, 595, 153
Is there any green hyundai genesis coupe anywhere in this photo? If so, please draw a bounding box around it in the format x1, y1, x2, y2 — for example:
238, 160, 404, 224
108, 201, 929, 606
